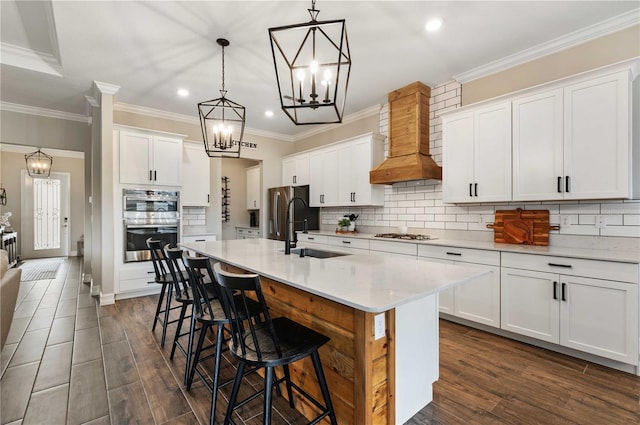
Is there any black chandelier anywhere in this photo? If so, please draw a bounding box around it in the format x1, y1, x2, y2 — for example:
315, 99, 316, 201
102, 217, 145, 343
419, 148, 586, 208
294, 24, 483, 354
198, 38, 245, 158
25, 148, 53, 178
268, 0, 351, 125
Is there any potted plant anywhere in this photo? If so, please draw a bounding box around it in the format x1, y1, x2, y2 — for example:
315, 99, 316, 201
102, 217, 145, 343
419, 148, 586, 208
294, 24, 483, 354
338, 218, 351, 231
346, 214, 358, 231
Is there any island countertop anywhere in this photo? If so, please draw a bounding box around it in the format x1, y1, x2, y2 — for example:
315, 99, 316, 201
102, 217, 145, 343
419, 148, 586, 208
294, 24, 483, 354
180, 238, 488, 313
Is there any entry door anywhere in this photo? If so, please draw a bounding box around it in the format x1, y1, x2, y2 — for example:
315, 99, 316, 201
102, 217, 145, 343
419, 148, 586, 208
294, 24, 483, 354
21, 171, 70, 259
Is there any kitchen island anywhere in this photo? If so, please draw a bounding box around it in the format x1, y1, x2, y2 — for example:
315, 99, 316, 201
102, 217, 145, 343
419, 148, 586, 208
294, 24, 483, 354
181, 238, 489, 425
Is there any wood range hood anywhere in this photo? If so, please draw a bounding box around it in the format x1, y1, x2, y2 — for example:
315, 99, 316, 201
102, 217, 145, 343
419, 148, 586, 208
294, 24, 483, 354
370, 81, 442, 184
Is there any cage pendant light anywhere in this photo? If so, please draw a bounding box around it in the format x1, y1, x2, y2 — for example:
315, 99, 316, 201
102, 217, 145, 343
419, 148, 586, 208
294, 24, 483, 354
198, 38, 245, 158
25, 148, 53, 178
269, 0, 351, 125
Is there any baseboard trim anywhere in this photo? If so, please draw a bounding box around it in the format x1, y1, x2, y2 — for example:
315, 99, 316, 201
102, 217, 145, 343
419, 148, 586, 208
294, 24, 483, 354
82, 272, 92, 284
100, 291, 115, 306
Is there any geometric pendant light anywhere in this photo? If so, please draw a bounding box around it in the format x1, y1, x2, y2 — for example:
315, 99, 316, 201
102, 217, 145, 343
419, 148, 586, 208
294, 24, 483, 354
197, 38, 245, 158
25, 148, 53, 178
268, 0, 351, 125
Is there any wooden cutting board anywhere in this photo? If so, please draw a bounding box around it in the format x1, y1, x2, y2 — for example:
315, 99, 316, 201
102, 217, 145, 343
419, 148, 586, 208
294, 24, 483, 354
487, 209, 560, 246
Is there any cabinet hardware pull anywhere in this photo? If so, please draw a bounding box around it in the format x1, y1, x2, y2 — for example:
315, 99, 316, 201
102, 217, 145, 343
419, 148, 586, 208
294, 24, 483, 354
557, 176, 562, 193
561, 283, 567, 301
149, 170, 153, 181
565, 176, 570, 193
293, 175, 297, 184
446, 252, 462, 256
207, 194, 210, 203
469, 183, 473, 197
147, 281, 155, 284
553, 281, 558, 300
147, 271, 154, 274
474, 183, 478, 197
154, 170, 157, 181
548, 263, 572, 268
342, 240, 351, 244
195, 239, 205, 242
308, 237, 315, 240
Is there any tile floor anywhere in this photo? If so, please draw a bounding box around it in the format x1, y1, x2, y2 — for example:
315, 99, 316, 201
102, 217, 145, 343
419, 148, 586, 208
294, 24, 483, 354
1, 257, 109, 425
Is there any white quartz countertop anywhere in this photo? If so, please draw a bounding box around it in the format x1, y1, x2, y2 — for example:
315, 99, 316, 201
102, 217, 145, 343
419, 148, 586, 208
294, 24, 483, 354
303, 231, 640, 264
180, 238, 488, 313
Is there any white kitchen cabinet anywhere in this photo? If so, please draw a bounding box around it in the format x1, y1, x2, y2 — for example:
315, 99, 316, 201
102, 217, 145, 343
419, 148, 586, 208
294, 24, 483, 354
513, 70, 633, 201
442, 102, 511, 203
236, 227, 260, 239
182, 142, 210, 206
116, 262, 159, 297
309, 147, 338, 207
282, 153, 309, 186
337, 134, 385, 206
563, 71, 631, 200
246, 165, 260, 210
119, 129, 183, 186
512, 88, 564, 201
418, 245, 501, 328
501, 252, 639, 365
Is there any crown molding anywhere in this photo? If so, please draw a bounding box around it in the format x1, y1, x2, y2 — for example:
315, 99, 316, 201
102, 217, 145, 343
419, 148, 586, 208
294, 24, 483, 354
454, 9, 640, 83
93, 81, 120, 96
0, 143, 84, 159
0, 42, 62, 77
0, 101, 88, 123
113, 102, 295, 142
292, 104, 383, 140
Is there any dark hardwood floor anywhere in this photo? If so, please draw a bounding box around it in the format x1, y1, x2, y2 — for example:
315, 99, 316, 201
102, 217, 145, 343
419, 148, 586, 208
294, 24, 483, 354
2, 261, 639, 424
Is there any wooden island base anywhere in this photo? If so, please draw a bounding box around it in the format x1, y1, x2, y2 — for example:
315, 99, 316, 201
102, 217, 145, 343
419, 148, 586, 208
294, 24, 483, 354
223, 262, 440, 425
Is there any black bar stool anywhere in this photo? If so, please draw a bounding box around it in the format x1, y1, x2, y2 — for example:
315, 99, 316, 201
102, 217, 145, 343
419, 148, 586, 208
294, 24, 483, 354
147, 238, 187, 347
163, 245, 217, 386
213, 263, 338, 425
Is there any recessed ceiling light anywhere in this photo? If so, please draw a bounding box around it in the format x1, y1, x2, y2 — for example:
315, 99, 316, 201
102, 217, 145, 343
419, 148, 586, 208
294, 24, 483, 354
177, 88, 189, 97
425, 17, 443, 33
264, 110, 274, 118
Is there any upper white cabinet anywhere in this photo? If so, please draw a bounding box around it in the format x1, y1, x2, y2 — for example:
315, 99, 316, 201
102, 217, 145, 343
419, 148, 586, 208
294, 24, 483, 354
282, 153, 309, 186
337, 134, 385, 206
246, 165, 260, 210
309, 146, 338, 207
512, 88, 564, 201
563, 71, 631, 200
513, 70, 633, 201
182, 142, 210, 206
118, 129, 183, 186
442, 102, 512, 203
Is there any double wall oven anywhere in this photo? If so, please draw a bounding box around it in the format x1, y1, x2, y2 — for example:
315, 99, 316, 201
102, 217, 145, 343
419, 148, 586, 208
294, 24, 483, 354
123, 189, 180, 262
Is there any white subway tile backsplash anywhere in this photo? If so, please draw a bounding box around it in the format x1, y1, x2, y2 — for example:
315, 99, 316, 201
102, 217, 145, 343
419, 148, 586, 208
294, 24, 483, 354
435, 214, 456, 222
560, 204, 600, 214
624, 215, 640, 225
601, 202, 640, 214
445, 222, 468, 230
600, 226, 640, 238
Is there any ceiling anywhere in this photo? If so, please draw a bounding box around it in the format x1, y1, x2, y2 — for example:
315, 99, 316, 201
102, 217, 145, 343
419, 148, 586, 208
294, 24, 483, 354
1, 1, 639, 140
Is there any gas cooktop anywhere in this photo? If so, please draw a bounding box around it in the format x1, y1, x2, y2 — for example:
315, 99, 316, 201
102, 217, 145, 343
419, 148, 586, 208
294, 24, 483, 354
374, 233, 433, 241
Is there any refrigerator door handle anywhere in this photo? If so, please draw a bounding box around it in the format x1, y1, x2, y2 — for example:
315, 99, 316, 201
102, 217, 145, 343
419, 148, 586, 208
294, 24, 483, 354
274, 192, 280, 236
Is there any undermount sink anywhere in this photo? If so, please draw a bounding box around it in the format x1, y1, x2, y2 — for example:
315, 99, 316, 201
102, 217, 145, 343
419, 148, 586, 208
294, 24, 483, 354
290, 248, 351, 259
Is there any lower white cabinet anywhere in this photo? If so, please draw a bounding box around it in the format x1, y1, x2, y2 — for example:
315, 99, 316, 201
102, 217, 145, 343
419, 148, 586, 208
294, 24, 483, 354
418, 245, 501, 328
182, 234, 217, 243
236, 227, 260, 239
501, 252, 639, 365
117, 262, 158, 296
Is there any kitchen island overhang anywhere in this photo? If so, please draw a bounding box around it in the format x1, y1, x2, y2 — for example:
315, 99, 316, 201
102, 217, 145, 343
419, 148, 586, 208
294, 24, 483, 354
181, 238, 489, 424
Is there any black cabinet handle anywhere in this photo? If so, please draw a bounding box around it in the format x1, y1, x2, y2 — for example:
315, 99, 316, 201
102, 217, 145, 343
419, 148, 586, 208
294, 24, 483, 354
553, 281, 558, 300
469, 183, 473, 197
207, 194, 210, 203
557, 176, 562, 193
446, 252, 462, 256
561, 283, 567, 301
154, 170, 157, 181
149, 170, 153, 181
565, 176, 570, 193
293, 175, 297, 184
147, 271, 154, 274
308, 237, 315, 240
195, 239, 206, 242
474, 183, 478, 197
548, 263, 572, 268
342, 240, 351, 244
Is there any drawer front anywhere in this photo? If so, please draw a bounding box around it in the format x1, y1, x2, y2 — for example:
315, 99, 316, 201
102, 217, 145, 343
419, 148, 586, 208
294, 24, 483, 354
119, 263, 155, 280
501, 252, 639, 283
182, 234, 217, 243
418, 244, 500, 266
119, 277, 159, 292
297, 234, 328, 244
237, 228, 260, 235
325, 236, 370, 250
369, 240, 417, 257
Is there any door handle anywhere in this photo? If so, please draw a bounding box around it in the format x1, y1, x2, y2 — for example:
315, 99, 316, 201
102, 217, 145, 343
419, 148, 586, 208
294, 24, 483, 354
565, 176, 570, 193
474, 183, 478, 197
469, 183, 473, 197
553, 281, 558, 300
557, 176, 562, 193
561, 283, 567, 301
149, 170, 153, 181
154, 170, 157, 181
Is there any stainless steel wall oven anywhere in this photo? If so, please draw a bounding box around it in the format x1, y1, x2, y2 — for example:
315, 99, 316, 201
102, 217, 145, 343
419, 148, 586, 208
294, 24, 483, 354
123, 189, 180, 262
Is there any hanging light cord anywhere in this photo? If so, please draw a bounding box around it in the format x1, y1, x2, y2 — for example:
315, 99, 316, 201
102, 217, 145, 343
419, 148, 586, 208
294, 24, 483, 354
221, 43, 225, 92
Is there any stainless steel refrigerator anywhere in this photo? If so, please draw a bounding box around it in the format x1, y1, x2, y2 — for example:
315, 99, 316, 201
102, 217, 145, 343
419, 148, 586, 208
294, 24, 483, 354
267, 185, 319, 241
